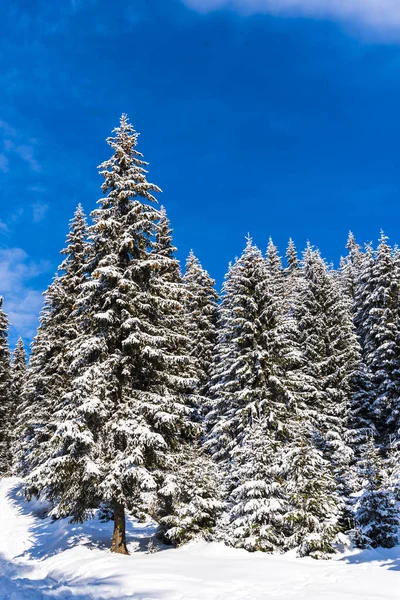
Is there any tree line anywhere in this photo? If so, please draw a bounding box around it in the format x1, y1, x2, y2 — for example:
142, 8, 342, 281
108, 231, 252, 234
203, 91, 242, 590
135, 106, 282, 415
0, 114, 399, 558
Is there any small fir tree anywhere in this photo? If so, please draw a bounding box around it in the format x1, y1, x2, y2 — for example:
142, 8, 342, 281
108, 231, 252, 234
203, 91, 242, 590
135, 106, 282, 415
353, 437, 398, 549
156, 441, 225, 546
284, 421, 341, 559
0, 298, 12, 475
228, 420, 288, 552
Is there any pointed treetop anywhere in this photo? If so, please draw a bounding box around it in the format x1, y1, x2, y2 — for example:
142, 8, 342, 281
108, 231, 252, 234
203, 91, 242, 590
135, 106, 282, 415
59, 204, 88, 276
185, 250, 216, 287
266, 237, 282, 273
286, 238, 299, 272
245, 233, 253, 247
185, 249, 201, 270
62, 203, 87, 244
12, 337, 26, 367
303, 241, 314, 261
15, 337, 25, 351
99, 114, 161, 206
378, 229, 390, 248
301, 243, 328, 281
155, 205, 178, 260
112, 113, 136, 142
346, 231, 359, 250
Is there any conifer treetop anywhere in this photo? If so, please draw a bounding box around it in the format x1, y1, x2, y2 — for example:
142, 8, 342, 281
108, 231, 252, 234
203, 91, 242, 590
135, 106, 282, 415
285, 238, 299, 272
266, 237, 282, 274
98, 114, 161, 207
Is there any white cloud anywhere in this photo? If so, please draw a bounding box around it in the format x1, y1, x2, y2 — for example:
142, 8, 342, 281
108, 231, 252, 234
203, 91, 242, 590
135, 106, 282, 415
7, 289, 44, 344
0, 220, 9, 234
13, 143, 41, 172
0, 247, 51, 342
32, 202, 49, 223
0, 154, 9, 173
182, 0, 400, 37
0, 120, 16, 138
0, 120, 40, 173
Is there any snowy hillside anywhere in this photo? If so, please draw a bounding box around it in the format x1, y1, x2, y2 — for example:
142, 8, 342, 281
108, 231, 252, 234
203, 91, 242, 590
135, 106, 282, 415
1, 478, 400, 600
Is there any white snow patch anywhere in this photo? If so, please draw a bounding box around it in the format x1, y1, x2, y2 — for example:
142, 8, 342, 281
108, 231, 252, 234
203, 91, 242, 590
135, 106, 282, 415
0, 477, 400, 599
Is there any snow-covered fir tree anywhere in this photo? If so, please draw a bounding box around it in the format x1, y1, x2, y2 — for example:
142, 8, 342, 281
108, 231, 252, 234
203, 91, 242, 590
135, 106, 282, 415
183, 250, 219, 400
350, 242, 377, 460
0, 297, 12, 475
17, 204, 88, 477
355, 233, 400, 449
156, 441, 225, 546
295, 245, 360, 511
207, 237, 296, 461
11, 338, 27, 407
25, 115, 197, 555
340, 232, 364, 299
386, 440, 400, 501
284, 419, 341, 559
207, 238, 304, 552
353, 242, 375, 349
9, 338, 27, 458
228, 419, 288, 553
266, 237, 284, 288
285, 238, 299, 275
353, 437, 398, 549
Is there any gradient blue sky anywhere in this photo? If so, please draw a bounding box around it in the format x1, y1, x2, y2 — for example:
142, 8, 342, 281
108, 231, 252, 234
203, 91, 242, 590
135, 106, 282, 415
2, 0, 400, 345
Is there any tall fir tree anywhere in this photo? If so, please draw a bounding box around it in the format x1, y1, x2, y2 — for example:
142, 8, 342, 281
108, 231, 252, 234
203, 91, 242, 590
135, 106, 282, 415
266, 237, 284, 285
17, 204, 88, 477
183, 250, 219, 400
10, 337, 27, 462
207, 238, 289, 460
350, 241, 376, 457
295, 245, 360, 512
25, 115, 196, 555
340, 232, 364, 299
285, 238, 299, 275
11, 338, 27, 407
355, 233, 400, 448
207, 238, 303, 551
0, 297, 12, 475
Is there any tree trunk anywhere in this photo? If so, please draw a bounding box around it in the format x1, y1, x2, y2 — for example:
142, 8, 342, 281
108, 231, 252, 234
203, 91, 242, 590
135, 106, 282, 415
111, 501, 129, 555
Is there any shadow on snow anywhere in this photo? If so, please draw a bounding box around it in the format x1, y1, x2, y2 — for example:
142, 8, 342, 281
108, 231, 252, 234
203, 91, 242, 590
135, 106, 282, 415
339, 544, 400, 572
6, 480, 167, 562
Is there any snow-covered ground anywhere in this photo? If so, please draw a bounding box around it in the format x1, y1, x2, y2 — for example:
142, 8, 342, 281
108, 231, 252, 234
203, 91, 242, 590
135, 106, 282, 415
1, 478, 400, 600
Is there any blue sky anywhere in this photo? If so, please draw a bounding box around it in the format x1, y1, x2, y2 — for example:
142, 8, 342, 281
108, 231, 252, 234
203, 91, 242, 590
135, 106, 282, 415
2, 0, 400, 345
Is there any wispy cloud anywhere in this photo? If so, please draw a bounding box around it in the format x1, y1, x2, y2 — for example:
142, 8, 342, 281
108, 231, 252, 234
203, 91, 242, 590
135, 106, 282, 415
0, 119, 40, 173
182, 0, 400, 38
13, 143, 41, 172
0, 120, 16, 137
0, 247, 51, 343
32, 202, 49, 223
0, 154, 9, 173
